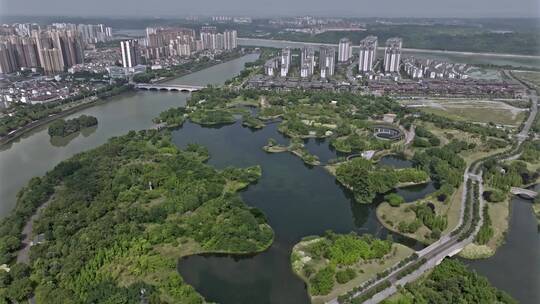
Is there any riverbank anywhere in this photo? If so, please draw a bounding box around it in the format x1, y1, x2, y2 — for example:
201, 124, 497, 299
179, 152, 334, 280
0, 51, 250, 149
376, 184, 463, 245
1, 130, 275, 303
0, 95, 112, 148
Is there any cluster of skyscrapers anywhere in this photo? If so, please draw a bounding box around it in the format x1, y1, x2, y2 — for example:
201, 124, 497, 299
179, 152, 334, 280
0, 23, 113, 75
264, 36, 401, 80
199, 26, 238, 51
52, 23, 113, 44
144, 27, 196, 60
120, 27, 238, 68
383, 38, 402, 74
265, 46, 335, 79
357, 36, 402, 75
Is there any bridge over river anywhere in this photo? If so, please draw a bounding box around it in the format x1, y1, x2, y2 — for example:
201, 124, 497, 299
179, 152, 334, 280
134, 83, 205, 93
510, 187, 538, 198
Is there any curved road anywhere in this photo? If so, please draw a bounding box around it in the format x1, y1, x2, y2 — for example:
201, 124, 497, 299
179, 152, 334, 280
329, 74, 538, 304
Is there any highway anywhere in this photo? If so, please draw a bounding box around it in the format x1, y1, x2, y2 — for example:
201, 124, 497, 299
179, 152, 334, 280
328, 73, 538, 304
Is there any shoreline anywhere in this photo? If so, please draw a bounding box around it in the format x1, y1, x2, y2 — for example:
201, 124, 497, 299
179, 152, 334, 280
0, 52, 248, 149
0, 95, 114, 148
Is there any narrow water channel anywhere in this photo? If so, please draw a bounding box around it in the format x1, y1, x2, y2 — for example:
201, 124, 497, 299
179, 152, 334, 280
464, 190, 540, 304
174, 121, 432, 304
0, 51, 536, 303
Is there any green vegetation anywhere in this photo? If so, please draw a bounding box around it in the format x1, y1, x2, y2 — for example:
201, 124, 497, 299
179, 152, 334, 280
412, 140, 468, 188
411, 204, 447, 239
152, 107, 187, 128
0, 130, 273, 303
476, 205, 494, 245
415, 113, 509, 139
385, 259, 516, 304
484, 188, 506, 202
334, 158, 429, 204
292, 232, 409, 303
484, 160, 539, 191
335, 268, 356, 284
385, 193, 405, 207
412, 126, 440, 148
246, 23, 540, 55
262, 137, 320, 166
189, 109, 236, 126
0, 84, 130, 138
48, 115, 98, 137
242, 114, 265, 129
310, 265, 336, 296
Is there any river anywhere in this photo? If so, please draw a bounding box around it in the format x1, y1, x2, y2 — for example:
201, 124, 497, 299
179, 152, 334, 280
0, 53, 259, 217
464, 190, 540, 304
238, 38, 540, 69
0, 51, 537, 303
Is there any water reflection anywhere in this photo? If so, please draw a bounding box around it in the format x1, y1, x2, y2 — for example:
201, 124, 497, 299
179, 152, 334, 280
49, 125, 98, 147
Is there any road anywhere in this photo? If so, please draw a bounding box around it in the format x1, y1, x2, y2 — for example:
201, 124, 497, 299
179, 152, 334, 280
346, 60, 359, 85
328, 74, 537, 304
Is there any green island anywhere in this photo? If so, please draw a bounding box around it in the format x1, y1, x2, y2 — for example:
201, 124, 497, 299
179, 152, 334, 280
382, 259, 516, 304
328, 158, 429, 204
263, 138, 321, 166
0, 130, 273, 303
47, 114, 98, 138
152, 107, 187, 129
291, 231, 414, 304
0, 83, 130, 139
1, 63, 537, 302
170, 84, 535, 258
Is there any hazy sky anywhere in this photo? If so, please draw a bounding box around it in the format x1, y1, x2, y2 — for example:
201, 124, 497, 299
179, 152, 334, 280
1, 0, 539, 18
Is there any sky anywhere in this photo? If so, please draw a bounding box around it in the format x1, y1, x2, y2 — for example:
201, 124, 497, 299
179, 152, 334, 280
0, 0, 539, 18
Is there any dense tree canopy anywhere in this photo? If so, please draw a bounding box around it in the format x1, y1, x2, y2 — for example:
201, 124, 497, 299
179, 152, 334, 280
0, 130, 273, 303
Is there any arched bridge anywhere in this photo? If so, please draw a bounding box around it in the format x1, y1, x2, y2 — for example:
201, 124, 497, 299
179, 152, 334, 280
135, 83, 205, 93
510, 187, 538, 199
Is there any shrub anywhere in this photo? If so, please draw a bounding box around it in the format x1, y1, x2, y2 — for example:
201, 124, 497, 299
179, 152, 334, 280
336, 268, 356, 284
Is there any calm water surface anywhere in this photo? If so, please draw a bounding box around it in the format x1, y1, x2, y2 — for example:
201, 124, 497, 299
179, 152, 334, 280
465, 190, 540, 304
0, 53, 259, 217
174, 121, 432, 304
0, 51, 537, 303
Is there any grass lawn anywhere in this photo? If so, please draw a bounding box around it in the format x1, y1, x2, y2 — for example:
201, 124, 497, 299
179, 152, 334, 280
421, 121, 510, 166
420, 106, 526, 127
486, 199, 510, 251
513, 70, 540, 88
292, 237, 414, 304
227, 96, 259, 107
312, 244, 413, 304
377, 186, 462, 245
377, 201, 432, 244
460, 196, 510, 259
403, 98, 528, 127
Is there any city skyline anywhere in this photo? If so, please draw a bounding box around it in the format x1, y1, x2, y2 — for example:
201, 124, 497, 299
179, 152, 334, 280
1, 0, 539, 18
